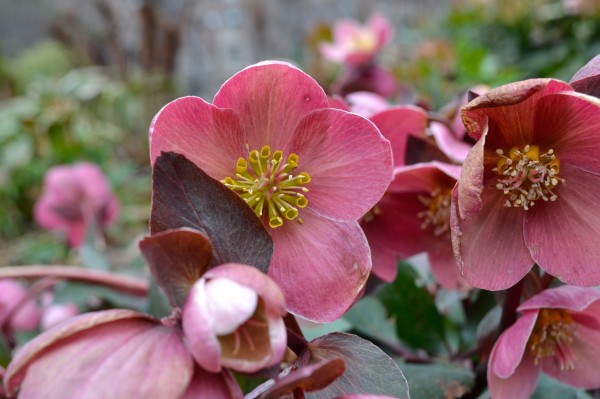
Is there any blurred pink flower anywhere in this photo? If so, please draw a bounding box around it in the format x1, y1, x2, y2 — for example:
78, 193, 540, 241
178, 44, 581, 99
183, 263, 287, 373
0, 279, 41, 333
40, 303, 79, 330
345, 91, 390, 118
3, 309, 243, 399
319, 14, 394, 67
34, 162, 119, 247
451, 79, 600, 290
488, 285, 600, 399
149, 61, 393, 322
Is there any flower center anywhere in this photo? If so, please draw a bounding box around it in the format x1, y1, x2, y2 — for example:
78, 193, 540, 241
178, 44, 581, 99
349, 29, 377, 52
418, 187, 452, 236
222, 145, 310, 228
528, 309, 577, 370
494, 145, 563, 210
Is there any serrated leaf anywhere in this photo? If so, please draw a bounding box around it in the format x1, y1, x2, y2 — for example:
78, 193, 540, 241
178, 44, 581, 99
378, 264, 446, 353
150, 152, 272, 273
299, 332, 410, 399
398, 361, 474, 399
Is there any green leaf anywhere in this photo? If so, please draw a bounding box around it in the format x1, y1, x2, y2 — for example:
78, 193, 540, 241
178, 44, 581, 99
150, 152, 273, 273
299, 332, 410, 399
343, 295, 402, 347
52, 281, 146, 312
146, 277, 172, 319
378, 264, 446, 353
399, 361, 474, 399
531, 374, 595, 399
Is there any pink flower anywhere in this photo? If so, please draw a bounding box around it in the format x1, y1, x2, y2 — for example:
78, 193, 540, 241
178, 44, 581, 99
149, 61, 393, 321
0, 279, 41, 333
344, 91, 390, 118
319, 14, 394, 67
34, 162, 119, 247
40, 303, 79, 330
488, 285, 600, 399
3, 309, 243, 399
362, 162, 466, 289
183, 263, 287, 373
451, 79, 600, 290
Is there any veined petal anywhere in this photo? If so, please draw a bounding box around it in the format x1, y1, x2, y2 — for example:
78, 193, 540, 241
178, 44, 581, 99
428, 244, 468, 291
213, 61, 329, 154
532, 91, 600, 175
488, 346, 540, 399
368, 239, 399, 282
430, 121, 472, 163
289, 108, 392, 221
149, 96, 246, 179
492, 311, 538, 378
451, 186, 533, 290
181, 366, 243, 399
524, 165, 600, 286
269, 211, 371, 322
518, 285, 600, 313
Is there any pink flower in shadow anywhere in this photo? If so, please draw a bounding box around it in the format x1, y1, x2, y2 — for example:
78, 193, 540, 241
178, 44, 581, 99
488, 285, 600, 399
0, 280, 41, 334
34, 162, 118, 247
149, 61, 393, 322
451, 79, 600, 290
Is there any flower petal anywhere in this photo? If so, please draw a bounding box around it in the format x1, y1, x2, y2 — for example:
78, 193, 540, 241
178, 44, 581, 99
524, 165, 600, 286
149, 96, 246, 178
429, 122, 472, 163
488, 344, 540, 399
5, 310, 192, 399
532, 91, 600, 175
491, 311, 538, 378
269, 211, 371, 322
451, 185, 534, 290
428, 244, 468, 291
213, 61, 329, 154
289, 108, 392, 221
181, 366, 243, 399
518, 285, 600, 313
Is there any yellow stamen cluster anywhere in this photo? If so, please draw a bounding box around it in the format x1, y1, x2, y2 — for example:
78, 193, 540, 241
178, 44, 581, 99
418, 187, 452, 236
494, 145, 563, 210
222, 145, 310, 228
529, 309, 577, 370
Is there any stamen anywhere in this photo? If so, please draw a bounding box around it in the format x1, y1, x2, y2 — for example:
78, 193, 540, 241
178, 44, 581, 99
493, 145, 563, 209
418, 187, 452, 236
529, 309, 577, 370
222, 146, 310, 228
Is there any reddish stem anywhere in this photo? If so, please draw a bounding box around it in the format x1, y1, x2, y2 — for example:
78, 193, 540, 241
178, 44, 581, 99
0, 266, 148, 296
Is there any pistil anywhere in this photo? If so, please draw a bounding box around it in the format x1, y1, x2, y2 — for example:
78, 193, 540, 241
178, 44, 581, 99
222, 145, 310, 228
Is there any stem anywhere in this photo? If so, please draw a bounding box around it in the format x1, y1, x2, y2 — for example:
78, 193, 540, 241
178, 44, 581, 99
497, 279, 524, 338
0, 266, 148, 296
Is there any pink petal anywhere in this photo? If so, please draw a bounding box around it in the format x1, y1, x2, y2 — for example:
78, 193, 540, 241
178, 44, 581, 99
541, 319, 600, 388
491, 311, 538, 378
428, 244, 468, 291
455, 130, 485, 221
518, 285, 600, 312
367, 13, 394, 50
5, 310, 192, 399
429, 121, 472, 163
532, 91, 600, 175
204, 278, 258, 335
451, 186, 534, 290
367, 236, 400, 282
149, 96, 247, 179
181, 366, 243, 399
462, 79, 572, 142
345, 91, 390, 118
213, 61, 329, 153
524, 165, 600, 286
288, 108, 392, 221
332, 20, 362, 44
488, 344, 540, 399
182, 279, 222, 373
369, 106, 428, 167
269, 211, 371, 322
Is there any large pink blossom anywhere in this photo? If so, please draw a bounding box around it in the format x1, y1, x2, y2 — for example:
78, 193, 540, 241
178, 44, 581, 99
451, 79, 600, 290
488, 285, 600, 399
149, 61, 393, 322
34, 162, 119, 247
318, 13, 394, 67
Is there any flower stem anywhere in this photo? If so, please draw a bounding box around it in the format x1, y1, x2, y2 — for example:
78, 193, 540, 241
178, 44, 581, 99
0, 266, 148, 296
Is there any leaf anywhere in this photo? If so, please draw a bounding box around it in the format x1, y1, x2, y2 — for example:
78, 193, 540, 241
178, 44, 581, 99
378, 264, 446, 353
398, 361, 474, 399
52, 281, 146, 312
150, 152, 273, 273
298, 333, 410, 399
146, 277, 172, 319
139, 228, 212, 307
531, 374, 594, 399
343, 296, 402, 347
570, 54, 600, 98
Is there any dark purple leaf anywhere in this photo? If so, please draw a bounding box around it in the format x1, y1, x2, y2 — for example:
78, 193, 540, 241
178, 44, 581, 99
139, 228, 212, 307
297, 333, 410, 399
151, 152, 272, 274
570, 54, 600, 98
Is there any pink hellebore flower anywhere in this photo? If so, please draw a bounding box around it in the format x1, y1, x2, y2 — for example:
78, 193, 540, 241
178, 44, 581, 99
362, 162, 466, 289
319, 14, 394, 67
40, 303, 79, 330
0, 279, 41, 333
183, 263, 287, 374
451, 79, 600, 290
488, 285, 600, 399
3, 309, 243, 399
34, 162, 119, 247
344, 91, 390, 118
149, 61, 393, 322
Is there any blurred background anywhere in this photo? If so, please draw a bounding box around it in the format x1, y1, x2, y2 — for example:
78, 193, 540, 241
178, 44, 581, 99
1, 0, 599, 267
